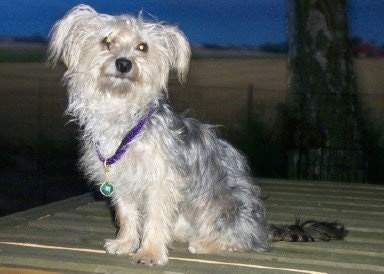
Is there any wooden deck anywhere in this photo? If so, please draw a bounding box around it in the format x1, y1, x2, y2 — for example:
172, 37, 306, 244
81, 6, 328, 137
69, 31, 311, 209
0, 179, 383, 273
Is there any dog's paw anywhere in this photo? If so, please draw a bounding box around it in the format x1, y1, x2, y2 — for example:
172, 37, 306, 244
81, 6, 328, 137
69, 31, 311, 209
104, 239, 139, 255
187, 240, 224, 254
187, 243, 199, 254
133, 247, 168, 266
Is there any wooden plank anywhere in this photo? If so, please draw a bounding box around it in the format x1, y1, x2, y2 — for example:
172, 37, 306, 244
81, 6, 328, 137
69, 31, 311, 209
0, 266, 59, 274
0, 179, 383, 273
0, 193, 96, 230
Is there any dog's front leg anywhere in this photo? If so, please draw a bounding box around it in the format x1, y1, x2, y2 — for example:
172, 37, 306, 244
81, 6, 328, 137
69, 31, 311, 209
104, 197, 140, 255
133, 180, 179, 265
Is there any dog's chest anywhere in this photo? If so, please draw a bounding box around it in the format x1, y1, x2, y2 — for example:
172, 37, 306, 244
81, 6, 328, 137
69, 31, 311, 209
99, 136, 171, 187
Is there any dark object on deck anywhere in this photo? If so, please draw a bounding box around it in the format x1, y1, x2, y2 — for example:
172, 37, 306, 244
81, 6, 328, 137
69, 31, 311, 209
269, 217, 347, 242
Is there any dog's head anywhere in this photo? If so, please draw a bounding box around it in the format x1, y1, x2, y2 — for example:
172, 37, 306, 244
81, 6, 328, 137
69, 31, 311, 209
49, 5, 190, 96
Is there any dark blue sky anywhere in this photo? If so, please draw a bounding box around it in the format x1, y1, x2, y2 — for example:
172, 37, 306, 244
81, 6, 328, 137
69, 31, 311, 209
0, 0, 383, 46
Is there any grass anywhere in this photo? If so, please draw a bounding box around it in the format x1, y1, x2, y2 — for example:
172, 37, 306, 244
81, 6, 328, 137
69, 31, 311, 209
0, 44, 46, 62
0, 57, 382, 95
0, 48, 45, 62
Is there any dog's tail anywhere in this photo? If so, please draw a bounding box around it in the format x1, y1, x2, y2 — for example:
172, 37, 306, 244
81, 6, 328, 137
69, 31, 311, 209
268, 217, 347, 242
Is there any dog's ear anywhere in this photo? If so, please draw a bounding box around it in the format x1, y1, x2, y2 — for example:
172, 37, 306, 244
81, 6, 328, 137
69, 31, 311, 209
48, 5, 100, 69
164, 26, 191, 84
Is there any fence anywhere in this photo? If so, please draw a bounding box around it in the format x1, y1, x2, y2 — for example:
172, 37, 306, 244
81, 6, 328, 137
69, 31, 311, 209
1, 74, 384, 215
169, 84, 283, 129
0, 75, 87, 216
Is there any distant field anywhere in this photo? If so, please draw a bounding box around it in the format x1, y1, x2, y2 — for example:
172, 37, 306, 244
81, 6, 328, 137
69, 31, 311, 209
354, 58, 384, 122
0, 57, 383, 144
0, 57, 288, 88
0, 43, 46, 62
0, 57, 382, 92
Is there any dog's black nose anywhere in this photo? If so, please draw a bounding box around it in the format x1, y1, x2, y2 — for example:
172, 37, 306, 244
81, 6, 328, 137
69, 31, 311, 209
115, 58, 132, 73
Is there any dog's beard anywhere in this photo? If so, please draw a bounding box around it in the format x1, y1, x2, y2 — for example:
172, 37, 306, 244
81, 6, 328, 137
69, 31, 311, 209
99, 75, 134, 96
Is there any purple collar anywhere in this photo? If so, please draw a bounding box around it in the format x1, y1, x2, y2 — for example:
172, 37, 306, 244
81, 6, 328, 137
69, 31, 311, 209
95, 107, 156, 167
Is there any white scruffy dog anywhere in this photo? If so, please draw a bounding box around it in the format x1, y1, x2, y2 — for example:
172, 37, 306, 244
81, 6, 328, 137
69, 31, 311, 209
49, 5, 345, 266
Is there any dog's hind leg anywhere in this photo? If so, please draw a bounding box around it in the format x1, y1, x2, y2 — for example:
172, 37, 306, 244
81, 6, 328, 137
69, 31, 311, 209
187, 194, 271, 254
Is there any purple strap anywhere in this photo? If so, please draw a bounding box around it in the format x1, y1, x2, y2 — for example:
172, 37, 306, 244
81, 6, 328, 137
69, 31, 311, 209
95, 108, 156, 166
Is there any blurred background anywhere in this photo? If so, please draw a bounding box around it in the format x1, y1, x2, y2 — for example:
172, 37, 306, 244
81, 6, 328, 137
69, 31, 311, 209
0, 0, 383, 216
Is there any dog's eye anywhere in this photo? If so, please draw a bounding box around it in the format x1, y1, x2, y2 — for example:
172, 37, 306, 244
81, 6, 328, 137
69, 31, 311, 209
136, 42, 148, 53
102, 37, 112, 50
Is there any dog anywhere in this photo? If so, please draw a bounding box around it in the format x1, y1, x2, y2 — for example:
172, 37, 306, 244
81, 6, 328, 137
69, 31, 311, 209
49, 5, 346, 265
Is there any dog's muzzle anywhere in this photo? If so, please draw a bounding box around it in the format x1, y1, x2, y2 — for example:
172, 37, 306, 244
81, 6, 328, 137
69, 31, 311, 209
115, 58, 132, 73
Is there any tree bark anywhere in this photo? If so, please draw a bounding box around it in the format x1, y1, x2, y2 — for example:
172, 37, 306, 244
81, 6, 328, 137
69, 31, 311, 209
286, 0, 366, 181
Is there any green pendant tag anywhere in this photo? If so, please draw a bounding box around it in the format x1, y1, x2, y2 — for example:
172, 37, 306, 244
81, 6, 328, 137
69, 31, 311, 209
100, 181, 114, 197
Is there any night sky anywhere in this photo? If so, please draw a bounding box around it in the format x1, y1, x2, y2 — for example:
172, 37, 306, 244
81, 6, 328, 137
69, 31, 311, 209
0, 0, 383, 46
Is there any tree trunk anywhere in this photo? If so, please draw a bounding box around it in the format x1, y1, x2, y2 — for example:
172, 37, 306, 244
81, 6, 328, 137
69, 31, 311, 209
286, 0, 366, 181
